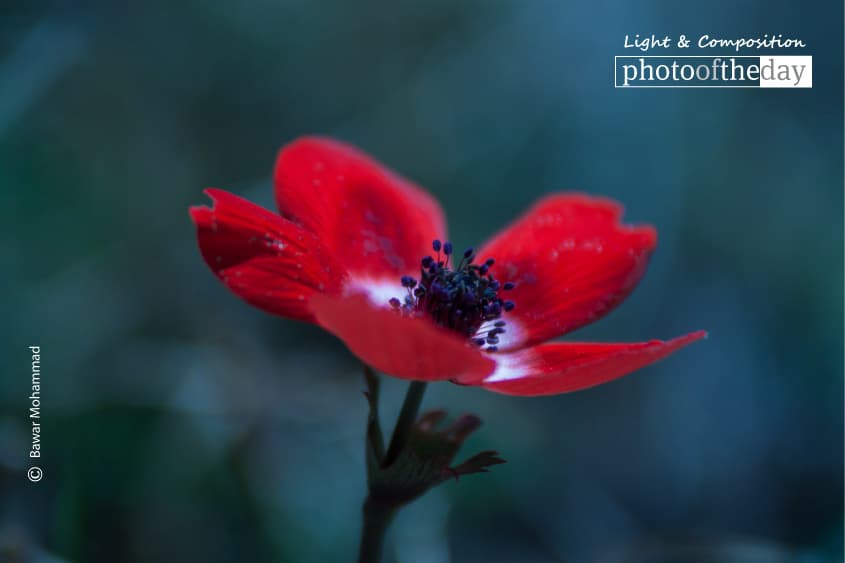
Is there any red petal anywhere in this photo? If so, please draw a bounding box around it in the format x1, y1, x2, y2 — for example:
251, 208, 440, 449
274, 137, 447, 281
310, 293, 495, 382
190, 188, 345, 322
480, 331, 706, 396
477, 194, 658, 351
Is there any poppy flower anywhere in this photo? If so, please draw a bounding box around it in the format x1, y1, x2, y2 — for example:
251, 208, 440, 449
190, 137, 704, 396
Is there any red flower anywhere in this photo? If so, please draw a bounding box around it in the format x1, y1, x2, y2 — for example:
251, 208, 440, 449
190, 137, 705, 396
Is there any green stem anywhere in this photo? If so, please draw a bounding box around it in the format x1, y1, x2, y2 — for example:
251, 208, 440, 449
383, 381, 427, 467
357, 378, 428, 562
357, 496, 395, 563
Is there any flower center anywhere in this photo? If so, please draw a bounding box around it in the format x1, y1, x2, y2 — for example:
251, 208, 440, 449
389, 240, 515, 352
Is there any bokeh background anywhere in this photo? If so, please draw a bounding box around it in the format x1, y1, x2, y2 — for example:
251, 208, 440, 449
1, 1, 842, 562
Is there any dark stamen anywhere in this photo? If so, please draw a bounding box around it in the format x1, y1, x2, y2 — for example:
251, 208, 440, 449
389, 239, 516, 353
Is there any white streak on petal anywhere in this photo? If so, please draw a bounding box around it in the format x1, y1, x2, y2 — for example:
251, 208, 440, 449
345, 277, 403, 306
475, 318, 527, 351
483, 351, 529, 383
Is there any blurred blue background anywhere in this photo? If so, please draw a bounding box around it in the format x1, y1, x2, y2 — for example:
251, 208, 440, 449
1, 1, 842, 562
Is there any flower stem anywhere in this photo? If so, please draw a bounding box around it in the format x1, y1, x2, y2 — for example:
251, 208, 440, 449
357, 496, 395, 563
383, 380, 428, 467
357, 378, 428, 562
